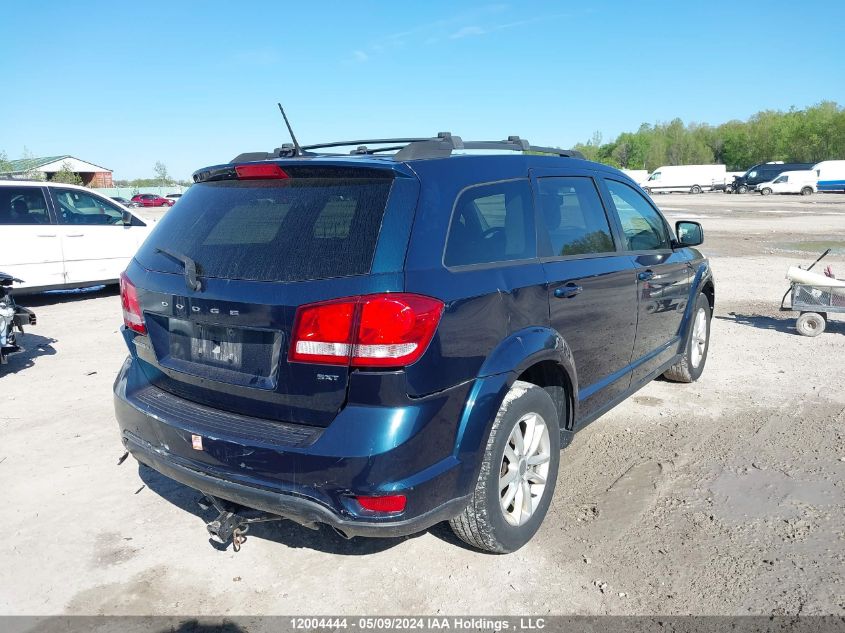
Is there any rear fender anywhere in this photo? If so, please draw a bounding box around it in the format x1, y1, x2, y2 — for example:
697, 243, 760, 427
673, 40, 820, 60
451, 326, 578, 492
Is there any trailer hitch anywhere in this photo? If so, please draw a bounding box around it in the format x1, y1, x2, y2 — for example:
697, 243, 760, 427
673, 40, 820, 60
199, 494, 282, 552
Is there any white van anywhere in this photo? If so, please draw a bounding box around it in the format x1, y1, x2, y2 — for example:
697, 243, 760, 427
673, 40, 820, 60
621, 169, 649, 184
641, 164, 727, 194
755, 170, 817, 196
0, 180, 152, 292
813, 160, 845, 192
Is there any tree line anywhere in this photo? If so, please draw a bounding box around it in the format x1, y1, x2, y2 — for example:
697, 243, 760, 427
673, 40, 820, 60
572, 101, 845, 172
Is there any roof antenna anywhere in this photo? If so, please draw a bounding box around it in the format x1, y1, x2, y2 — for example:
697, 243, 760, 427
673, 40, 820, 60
277, 103, 303, 156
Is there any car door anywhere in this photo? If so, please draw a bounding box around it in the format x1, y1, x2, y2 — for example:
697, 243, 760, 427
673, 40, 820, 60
51, 187, 148, 284
603, 178, 692, 386
533, 171, 639, 421
0, 185, 64, 290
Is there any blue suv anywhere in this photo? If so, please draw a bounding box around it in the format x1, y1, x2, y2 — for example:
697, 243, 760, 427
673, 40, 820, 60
113, 134, 713, 553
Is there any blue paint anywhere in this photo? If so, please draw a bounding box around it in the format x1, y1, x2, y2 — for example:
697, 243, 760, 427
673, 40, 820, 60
113, 152, 713, 538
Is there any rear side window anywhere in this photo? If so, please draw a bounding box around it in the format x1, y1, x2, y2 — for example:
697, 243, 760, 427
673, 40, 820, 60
606, 179, 671, 251
136, 176, 393, 282
444, 179, 535, 267
54, 189, 124, 225
537, 177, 615, 257
0, 187, 50, 225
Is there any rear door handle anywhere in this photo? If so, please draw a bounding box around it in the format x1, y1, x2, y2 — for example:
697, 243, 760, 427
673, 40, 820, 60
66, 233, 85, 237
638, 269, 655, 281
37, 234, 57, 237
554, 283, 583, 299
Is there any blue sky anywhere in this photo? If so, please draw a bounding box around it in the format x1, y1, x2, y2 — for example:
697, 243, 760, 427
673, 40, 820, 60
1, 1, 843, 180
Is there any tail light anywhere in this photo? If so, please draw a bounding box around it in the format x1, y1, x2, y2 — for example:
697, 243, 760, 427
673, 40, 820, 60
119, 272, 146, 334
289, 293, 443, 368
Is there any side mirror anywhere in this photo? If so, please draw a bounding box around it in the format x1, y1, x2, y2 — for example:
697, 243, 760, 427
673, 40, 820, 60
675, 221, 703, 247
122, 210, 133, 225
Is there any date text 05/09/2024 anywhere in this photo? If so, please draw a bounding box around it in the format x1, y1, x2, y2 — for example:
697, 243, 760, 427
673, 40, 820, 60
288, 617, 547, 631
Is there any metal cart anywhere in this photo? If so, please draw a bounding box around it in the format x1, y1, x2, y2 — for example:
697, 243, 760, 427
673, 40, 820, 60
780, 249, 845, 336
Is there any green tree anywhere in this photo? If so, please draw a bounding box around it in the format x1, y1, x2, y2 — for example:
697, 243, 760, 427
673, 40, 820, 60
574, 101, 845, 172
154, 161, 171, 187
0, 150, 12, 174
49, 161, 83, 185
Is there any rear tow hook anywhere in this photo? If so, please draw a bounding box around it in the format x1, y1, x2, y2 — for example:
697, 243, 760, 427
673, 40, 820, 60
199, 494, 281, 552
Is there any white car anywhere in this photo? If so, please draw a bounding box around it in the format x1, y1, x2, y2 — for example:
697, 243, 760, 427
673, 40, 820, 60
0, 180, 152, 292
756, 170, 817, 196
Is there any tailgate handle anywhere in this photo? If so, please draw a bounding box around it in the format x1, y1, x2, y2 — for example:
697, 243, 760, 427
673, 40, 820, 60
554, 283, 583, 299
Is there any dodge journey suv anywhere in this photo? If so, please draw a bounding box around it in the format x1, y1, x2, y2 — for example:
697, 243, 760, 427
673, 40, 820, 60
113, 133, 713, 553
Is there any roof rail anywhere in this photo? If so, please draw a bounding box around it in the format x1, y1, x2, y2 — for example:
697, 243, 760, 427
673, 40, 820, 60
230, 133, 584, 163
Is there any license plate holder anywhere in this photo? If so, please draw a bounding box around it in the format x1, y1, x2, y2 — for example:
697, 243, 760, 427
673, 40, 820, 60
189, 323, 243, 369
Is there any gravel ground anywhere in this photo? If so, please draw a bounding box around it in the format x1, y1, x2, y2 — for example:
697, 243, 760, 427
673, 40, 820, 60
1, 192, 844, 616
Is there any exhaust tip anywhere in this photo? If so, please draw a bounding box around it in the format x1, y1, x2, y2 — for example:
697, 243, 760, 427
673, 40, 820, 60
331, 526, 352, 540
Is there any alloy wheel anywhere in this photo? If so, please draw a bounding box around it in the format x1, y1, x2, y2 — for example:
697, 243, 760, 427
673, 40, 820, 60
499, 412, 551, 526
690, 307, 707, 368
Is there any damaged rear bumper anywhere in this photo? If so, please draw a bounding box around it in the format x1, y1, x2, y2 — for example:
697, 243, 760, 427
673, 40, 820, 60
123, 432, 469, 538
113, 357, 474, 539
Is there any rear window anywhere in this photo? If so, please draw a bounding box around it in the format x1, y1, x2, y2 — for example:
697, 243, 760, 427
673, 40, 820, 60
135, 176, 393, 282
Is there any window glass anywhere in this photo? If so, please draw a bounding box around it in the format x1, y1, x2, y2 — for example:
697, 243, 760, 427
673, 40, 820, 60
0, 187, 51, 225
775, 175, 787, 183
537, 177, 615, 256
54, 189, 124, 225
606, 179, 671, 251
136, 177, 393, 283
747, 170, 757, 178
648, 172, 661, 181
444, 179, 535, 266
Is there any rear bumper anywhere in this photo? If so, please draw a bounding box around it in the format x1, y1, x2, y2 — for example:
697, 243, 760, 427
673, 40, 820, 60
113, 356, 476, 538
124, 431, 469, 538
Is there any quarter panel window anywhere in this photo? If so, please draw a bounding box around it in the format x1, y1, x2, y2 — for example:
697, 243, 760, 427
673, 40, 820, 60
0, 187, 51, 225
606, 179, 671, 251
444, 179, 535, 267
537, 177, 615, 256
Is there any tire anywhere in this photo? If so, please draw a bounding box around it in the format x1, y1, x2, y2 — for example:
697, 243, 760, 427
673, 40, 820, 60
449, 380, 560, 553
800, 186, 813, 196
796, 312, 825, 337
724, 187, 733, 194
738, 185, 748, 194
664, 293, 711, 383
690, 185, 702, 194
760, 187, 772, 196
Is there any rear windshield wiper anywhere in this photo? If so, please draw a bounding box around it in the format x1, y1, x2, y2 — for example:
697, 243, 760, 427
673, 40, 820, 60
155, 247, 202, 291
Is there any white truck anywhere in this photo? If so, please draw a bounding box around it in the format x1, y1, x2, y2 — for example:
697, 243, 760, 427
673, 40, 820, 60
640, 164, 727, 194
756, 170, 818, 196
813, 160, 845, 193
